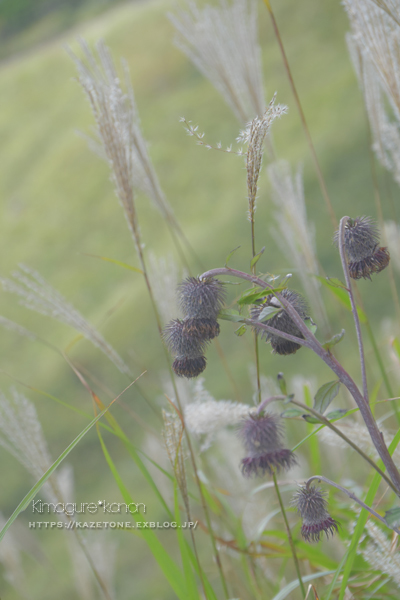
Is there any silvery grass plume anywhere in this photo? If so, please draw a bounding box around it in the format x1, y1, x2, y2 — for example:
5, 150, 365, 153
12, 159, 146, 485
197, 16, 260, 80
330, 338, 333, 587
169, 0, 265, 123
267, 160, 328, 330
237, 95, 288, 224
344, 0, 400, 185
1, 264, 131, 376
0, 513, 26, 597
162, 410, 190, 514
69, 39, 176, 252
148, 253, 184, 325
358, 521, 400, 587
384, 220, 400, 272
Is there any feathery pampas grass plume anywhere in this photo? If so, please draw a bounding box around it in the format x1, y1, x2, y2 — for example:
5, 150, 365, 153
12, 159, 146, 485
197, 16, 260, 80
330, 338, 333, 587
250, 288, 309, 355
237, 95, 288, 223
291, 485, 339, 543
334, 216, 390, 279
169, 0, 265, 123
344, 0, 400, 186
267, 160, 328, 329
358, 521, 400, 586
69, 39, 176, 253
0, 264, 131, 376
162, 410, 189, 514
384, 220, 400, 272
185, 399, 252, 436
239, 411, 297, 477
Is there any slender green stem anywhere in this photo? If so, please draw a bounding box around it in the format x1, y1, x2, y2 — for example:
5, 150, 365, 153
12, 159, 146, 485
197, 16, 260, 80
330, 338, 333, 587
262, 0, 337, 229
272, 471, 305, 599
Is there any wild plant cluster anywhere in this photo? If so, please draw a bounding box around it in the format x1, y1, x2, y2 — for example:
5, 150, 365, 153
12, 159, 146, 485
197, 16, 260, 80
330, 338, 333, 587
2, 0, 400, 599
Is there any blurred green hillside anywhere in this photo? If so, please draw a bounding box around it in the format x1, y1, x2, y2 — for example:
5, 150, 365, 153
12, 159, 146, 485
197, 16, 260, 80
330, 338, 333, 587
0, 0, 399, 598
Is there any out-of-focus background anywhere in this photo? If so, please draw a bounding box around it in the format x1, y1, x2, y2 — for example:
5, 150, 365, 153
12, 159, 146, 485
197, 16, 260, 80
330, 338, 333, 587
0, 0, 399, 598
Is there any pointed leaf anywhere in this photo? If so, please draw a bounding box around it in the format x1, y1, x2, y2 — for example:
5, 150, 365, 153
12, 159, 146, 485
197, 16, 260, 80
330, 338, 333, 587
218, 309, 244, 323
234, 324, 247, 336
322, 329, 345, 351
258, 306, 281, 321
304, 317, 317, 335
250, 246, 265, 269
302, 414, 322, 424
281, 408, 304, 419
314, 381, 341, 414
326, 409, 348, 421
225, 245, 241, 266
384, 507, 400, 527
277, 372, 287, 395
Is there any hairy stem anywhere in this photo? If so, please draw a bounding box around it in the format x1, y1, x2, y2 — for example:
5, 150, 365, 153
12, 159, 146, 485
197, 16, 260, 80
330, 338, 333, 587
305, 475, 400, 534
338, 217, 369, 404
201, 266, 400, 494
273, 471, 305, 598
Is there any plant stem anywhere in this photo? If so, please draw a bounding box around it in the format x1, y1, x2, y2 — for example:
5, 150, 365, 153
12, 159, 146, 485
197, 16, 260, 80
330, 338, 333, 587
262, 0, 337, 229
273, 471, 305, 598
338, 217, 369, 404
305, 475, 400, 534
201, 266, 400, 494
290, 399, 397, 493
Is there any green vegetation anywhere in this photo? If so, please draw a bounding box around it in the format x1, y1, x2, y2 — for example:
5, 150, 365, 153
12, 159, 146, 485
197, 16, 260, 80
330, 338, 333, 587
0, 0, 399, 598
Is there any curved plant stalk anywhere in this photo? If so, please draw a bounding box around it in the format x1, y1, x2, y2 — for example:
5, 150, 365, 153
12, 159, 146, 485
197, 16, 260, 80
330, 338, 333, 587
305, 475, 400, 534
338, 216, 369, 404
200, 266, 400, 495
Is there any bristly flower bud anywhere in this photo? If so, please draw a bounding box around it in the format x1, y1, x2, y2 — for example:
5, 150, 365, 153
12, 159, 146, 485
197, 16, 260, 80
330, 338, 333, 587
182, 317, 220, 341
334, 216, 390, 280
163, 319, 208, 357
178, 277, 226, 320
250, 289, 309, 355
239, 412, 297, 477
291, 485, 339, 543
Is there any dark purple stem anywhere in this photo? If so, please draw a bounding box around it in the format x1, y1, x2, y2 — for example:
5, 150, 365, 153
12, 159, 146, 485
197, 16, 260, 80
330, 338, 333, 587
201, 267, 400, 495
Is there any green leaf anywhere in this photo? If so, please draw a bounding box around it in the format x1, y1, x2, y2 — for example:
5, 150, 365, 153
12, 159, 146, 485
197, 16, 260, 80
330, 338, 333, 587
271, 570, 336, 600
277, 372, 287, 395
237, 287, 285, 306
314, 380, 340, 414
302, 414, 321, 424
96, 427, 188, 600
218, 309, 244, 323
234, 324, 247, 336
320, 276, 348, 289
281, 408, 304, 419
84, 253, 143, 274
0, 399, 117, 544
326, 408, 348, 421
317, 276, 367, 323
322, 329, 345, 351
250, 246, 265, 269
225, 245, 241, 266
258, 306, 281, 321
384, 507, 400, 527
392, 337, 400, 361
304, 317, 317, 335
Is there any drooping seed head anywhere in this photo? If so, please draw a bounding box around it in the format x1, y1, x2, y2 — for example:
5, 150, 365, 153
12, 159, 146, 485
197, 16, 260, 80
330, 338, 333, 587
291, 484, 339, 543
178, 277, 226, 319
334, 216, 390, 280
250, 289, 309, 355
172, 356, 207, 378
239, 412, 297, 477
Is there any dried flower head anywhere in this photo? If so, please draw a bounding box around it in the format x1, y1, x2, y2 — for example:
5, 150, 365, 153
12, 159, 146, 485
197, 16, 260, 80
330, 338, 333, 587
334, 216, 390, 279
183, 317, 220, 341
178, 277, 225, 320
163, 319, 208, 378
240, 412, 297, 477
172, 356, 207, 378
251, 289, 309, 355
292, 485, 339, 543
